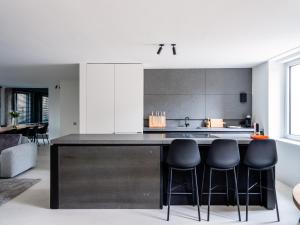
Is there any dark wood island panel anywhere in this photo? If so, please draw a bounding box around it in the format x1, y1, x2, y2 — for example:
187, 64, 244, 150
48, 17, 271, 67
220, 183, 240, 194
50, 134, 276, 210
51, 145, 161, 209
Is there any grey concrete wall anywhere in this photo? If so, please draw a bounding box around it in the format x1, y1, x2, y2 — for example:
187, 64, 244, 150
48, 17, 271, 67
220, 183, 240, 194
144, 68, 252, 120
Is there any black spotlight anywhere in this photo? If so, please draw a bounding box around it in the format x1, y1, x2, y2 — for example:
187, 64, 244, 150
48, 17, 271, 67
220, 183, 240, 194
171, 44, 176, 55
157, 44, 164, 55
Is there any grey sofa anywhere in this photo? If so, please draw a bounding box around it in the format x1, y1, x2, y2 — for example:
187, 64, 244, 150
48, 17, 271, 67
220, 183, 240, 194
0, 134, 37, 178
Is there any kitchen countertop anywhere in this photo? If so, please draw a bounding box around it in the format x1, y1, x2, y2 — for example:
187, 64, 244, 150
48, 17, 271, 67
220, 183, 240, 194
143, 127, 254, 132
51, 133, 252, 145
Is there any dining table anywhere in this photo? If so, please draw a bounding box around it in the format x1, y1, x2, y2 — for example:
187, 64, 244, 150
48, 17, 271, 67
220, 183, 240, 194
0, 124, 41, 134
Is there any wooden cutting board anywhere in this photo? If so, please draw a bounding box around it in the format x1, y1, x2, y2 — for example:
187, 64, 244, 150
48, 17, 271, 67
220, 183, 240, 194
210, 119, 224, 128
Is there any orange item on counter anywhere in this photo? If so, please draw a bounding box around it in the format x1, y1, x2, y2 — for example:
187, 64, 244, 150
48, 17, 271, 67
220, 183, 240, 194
250, 134, 269, 140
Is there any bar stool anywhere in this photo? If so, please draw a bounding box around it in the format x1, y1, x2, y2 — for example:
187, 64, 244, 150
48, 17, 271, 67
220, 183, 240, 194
203, 139, 241, 221
244, 139, 280, 222
166, 139, 201, 221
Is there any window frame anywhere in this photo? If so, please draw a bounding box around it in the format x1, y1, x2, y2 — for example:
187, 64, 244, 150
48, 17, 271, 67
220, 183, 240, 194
13, 91, 32, 124
41, 95, 49, 123
285, 58, 300, 141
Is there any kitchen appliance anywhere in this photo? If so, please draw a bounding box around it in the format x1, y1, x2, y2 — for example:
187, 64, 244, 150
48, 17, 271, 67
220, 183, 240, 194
245, 115, 252, 128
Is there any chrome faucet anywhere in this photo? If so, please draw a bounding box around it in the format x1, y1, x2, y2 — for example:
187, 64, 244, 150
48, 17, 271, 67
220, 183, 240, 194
184, 116, 190, 127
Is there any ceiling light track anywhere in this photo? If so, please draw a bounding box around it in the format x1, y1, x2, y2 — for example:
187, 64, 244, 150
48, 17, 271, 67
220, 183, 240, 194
156, 43, 177, 55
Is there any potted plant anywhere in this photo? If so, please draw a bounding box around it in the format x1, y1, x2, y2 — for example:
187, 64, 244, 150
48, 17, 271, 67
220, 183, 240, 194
9, 111, 20, 128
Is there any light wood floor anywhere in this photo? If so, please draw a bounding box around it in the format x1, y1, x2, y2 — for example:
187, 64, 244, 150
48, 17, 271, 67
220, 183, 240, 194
0, 144, 299, 225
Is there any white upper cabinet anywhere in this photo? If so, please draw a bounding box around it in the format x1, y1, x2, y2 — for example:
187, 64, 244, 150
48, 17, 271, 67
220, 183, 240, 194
85, 64, 115, 133
80, 63, 143, 134
114, 64, 143, 133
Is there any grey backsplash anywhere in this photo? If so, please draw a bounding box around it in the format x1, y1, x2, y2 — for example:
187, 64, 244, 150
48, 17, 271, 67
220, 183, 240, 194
144, 68, 252, 128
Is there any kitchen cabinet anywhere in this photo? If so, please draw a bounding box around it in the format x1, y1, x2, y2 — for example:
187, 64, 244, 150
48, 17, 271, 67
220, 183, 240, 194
80, 63, 143, 134
114, 64, 143, 133
85, 64, 115, 133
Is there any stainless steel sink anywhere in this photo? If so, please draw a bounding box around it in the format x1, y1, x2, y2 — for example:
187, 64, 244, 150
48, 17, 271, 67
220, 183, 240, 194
176, 126, 203, 129
165, 133, 217, 138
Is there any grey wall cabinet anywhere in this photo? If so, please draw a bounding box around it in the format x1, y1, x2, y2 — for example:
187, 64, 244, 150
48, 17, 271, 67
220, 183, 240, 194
144, 68, 252, 119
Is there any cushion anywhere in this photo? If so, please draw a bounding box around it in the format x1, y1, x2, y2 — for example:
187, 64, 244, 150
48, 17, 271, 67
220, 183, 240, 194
0, 134, 22, 153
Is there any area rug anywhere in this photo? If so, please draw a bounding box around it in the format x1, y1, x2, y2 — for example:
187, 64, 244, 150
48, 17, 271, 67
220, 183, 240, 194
0, 178, 40, 206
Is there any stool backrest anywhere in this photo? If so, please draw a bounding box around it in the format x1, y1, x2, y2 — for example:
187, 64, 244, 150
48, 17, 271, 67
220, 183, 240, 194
167, 139, 200, 169
244, 139, 277, 169
207, 139, 240, 169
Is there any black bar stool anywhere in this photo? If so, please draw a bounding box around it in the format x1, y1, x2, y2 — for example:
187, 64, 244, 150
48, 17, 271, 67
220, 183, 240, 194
203, 139, 241, 221
166, 139, 201, 221
244, 139, 280, 222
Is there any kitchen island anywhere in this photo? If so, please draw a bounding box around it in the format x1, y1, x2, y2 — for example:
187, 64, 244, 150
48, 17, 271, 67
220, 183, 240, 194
50, 133, 275, 209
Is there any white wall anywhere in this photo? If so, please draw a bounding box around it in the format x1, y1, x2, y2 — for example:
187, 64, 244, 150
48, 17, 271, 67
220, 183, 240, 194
60, 79, 79, 136
0, 64, 79, 139
252, 52, 300, 188
79, 63, 87, 133
48, 83, 61, 139
277, 140, 300, 187
48, 78, 79, 139
268, 62, 285, 138
252, 62, 269, 134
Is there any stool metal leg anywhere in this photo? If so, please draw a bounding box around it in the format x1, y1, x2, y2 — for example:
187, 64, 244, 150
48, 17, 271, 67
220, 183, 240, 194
200, 164, 206, 205
246, 167, 250, 221
233, 166, 240, 204
207, 168, 212, 221
194, 167, 201, 221
259, 170, 263, 205
167, 168, 173, 221
226, 171, 229, 205
271, 168, 280, 222
191, 170, 195, 206
233, 167, 241, 221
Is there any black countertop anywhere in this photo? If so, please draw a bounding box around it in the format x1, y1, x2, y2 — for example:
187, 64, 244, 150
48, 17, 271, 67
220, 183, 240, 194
51, 133, 252, 145
143, 127, 255, 132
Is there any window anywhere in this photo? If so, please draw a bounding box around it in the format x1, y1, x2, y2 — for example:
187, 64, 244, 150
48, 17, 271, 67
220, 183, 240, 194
42, 96, 49, 123
14, 92, 31, 124
287, 61, 300, 140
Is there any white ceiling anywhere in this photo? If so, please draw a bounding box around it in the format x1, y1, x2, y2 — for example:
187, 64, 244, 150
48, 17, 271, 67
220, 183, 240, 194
0, 0, 300, 69
0, 64, 78, 87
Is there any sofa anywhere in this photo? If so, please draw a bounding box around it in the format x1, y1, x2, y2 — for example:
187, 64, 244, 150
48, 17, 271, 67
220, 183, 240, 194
0, 134, 37, 178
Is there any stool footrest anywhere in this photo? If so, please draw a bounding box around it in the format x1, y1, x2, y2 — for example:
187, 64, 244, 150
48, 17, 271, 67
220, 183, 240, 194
168, 192, 193, 195
202, 192, 231, 195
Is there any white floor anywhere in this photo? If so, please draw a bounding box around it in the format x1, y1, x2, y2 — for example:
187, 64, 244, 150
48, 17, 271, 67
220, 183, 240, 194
0, 145, 299, 225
